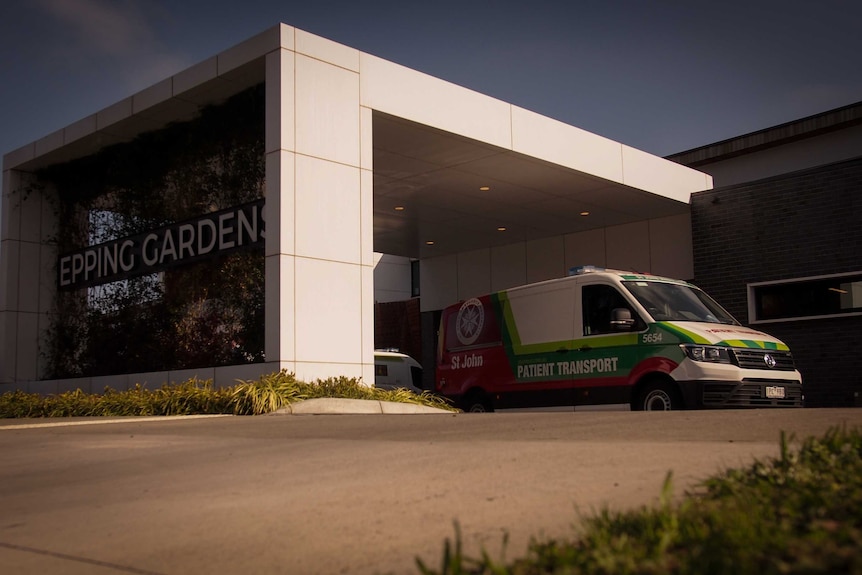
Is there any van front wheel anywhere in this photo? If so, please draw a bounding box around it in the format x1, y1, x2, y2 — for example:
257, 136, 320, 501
462, 391, 493, 413
635, 381, 682, 411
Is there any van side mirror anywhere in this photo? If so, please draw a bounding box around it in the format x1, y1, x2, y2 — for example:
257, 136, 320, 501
610, 308, 635, 331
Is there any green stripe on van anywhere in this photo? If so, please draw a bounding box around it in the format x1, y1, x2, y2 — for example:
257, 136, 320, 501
656, 322, 710, 344
512, 332, 639, 355
494, 291, 521, 348
722, 339, 790, 351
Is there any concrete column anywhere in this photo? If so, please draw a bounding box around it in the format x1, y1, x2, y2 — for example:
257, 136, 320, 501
264, 31, 374, 384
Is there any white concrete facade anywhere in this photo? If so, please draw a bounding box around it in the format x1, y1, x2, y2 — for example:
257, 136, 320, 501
418, 212, 695, 312
0, 24, 712, 392
373, 254, 414, 303
262, 28, 375, 385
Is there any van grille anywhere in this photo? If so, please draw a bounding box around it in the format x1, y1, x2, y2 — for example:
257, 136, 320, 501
731, 349, 796, 371
702, 380, 803, 407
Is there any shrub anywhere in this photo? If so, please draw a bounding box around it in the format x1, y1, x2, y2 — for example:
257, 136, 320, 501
0, 390, 47, 418
230, 370, 306, 415
0, 370, 456, 418
418, 427, 862, 575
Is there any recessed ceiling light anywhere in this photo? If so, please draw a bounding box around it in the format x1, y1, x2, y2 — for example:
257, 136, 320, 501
497, 226, 507, 231
479, 186, 490, 191
580, 211, 590, 216
425, 240, 435, 245
394, 206, 405, 211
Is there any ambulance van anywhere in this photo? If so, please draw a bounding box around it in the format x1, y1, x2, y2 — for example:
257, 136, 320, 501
435, 267, 803, 412
374, 350, 424, 394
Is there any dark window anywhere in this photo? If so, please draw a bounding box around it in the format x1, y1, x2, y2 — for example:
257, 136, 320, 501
411, 260, 420, 297
751, 273, 862, 322
623, 281, 737, 325
582, 284, 642, 335
375, 364, 388, 377
410, 366, 423, 389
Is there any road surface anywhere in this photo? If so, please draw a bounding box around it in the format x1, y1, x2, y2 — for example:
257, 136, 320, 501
1, 408, 860, 574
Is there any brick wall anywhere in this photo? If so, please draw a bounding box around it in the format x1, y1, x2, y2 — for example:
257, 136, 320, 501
691, 157, 862, 406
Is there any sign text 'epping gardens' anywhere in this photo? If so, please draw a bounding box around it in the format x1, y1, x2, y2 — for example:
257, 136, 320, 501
58, 199, 265, 290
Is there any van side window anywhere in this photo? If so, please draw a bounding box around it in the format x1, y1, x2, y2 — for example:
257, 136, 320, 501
410, 366, 423, 390
375, 364, 388, 377
582, 284, 639, 335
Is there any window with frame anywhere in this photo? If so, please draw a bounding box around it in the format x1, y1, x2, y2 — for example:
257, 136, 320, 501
749, 272, 862, 323
582, 284, 643, 335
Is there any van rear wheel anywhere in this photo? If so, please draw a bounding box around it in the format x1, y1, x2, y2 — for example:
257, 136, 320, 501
635, 380, 682, 411
462, 391, 493, 413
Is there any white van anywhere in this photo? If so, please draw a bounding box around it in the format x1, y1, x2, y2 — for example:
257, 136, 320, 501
374, 350, 424, 394
435, 266, 803, 411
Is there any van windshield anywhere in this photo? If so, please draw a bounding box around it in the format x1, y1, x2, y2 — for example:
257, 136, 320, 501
622, 281, 739, 325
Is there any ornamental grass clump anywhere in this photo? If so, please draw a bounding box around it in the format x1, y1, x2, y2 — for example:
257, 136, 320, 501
0, 370, 455, 418
230, 370, 307, 415
310, 375, 377, 400
93, 385, 159, 416
231, 371, 456, 414
419, 426, 862, 575
0, 378, 235, 418
375, 386, 455, 410
0, 389, 65, 418
308, 375, 455, 411
150, 378, 235, 415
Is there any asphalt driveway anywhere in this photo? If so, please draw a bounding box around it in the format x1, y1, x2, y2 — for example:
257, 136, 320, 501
2, 408, 861, 574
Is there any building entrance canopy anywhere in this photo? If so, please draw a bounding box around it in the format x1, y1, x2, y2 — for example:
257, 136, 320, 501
1, 23, 712, 387
373, 112, 707, 259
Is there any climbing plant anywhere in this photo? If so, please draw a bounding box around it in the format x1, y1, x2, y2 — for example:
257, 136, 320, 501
38, 85, 266, 378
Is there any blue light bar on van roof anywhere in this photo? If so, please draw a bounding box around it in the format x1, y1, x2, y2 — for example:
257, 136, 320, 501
568, 265, 605, 276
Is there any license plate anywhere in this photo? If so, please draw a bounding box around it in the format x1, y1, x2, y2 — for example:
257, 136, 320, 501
765, 386, 785, 399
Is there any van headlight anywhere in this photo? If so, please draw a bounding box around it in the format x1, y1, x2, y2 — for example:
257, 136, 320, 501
680, 344, 732, 364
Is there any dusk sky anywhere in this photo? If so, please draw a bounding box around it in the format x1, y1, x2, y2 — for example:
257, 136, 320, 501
2, 0, 861, 160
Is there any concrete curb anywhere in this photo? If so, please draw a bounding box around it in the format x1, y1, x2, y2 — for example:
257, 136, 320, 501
269, 397, 455, 415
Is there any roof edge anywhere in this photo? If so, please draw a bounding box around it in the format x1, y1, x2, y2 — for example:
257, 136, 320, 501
666, 100, 862, 167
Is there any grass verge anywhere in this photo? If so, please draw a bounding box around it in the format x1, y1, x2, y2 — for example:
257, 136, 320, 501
418, 426, 862, 574
0, 370, 456, 417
